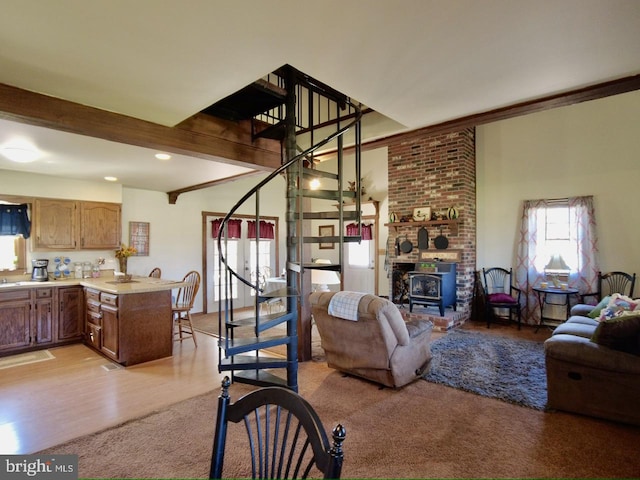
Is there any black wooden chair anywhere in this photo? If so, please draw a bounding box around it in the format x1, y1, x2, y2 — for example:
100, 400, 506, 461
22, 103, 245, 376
581, 271, 636, 303
210, 376, 346, 479
482, 267, 522, 330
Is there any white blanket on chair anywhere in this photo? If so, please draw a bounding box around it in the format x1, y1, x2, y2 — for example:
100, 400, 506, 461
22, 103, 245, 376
328, 291, 367, 321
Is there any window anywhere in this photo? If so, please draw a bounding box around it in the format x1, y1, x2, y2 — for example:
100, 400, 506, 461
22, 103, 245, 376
515, 196, 598, 323
347, 241, 371, 267
535, 203, 576, 273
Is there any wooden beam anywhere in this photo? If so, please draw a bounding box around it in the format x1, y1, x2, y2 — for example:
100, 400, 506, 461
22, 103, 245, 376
0, 83, 282, 171
167, 170, 264, 204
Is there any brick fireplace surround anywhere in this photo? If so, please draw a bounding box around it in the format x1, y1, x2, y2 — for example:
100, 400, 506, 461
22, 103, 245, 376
387, 127, 476, 331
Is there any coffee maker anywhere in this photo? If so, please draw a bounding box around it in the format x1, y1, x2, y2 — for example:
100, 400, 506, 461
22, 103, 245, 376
31, 259, 49, 282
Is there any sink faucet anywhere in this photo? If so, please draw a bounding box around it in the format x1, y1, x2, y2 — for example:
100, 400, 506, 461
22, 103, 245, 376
1, 278, 7, 284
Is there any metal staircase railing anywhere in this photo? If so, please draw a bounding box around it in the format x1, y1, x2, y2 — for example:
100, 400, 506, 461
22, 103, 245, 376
215, 65, 363, 391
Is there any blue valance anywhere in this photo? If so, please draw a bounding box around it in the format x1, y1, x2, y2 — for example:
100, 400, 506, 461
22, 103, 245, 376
0, 204, 31, 239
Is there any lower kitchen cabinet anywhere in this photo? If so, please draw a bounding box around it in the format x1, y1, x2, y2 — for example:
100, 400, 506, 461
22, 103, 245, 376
34, 288, 54, 346
0, 287, 56, 354
58, 286, 84, 342
83, 288, 172, 366
0, 290, 31, 352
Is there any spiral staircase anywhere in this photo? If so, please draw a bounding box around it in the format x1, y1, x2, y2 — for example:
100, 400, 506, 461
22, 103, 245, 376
211, 65, 363, 391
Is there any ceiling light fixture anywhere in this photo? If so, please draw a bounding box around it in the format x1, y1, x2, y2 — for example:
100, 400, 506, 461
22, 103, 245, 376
104, 176, 118, 182
155, 153, 171, 160
0, 145, 41, 163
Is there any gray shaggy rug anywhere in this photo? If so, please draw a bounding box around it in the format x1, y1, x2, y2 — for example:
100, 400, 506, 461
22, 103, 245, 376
423, 330, 548, 410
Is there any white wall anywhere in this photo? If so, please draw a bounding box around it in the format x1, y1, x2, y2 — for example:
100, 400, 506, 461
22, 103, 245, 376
476, 89, 640, 276
121, 174, 287, 313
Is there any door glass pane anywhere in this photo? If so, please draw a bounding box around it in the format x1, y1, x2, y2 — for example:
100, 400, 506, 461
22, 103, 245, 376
212, 240, 239, 301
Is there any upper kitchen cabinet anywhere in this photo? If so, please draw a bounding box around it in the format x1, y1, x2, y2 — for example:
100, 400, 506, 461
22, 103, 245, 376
80, 201, 121, 249
33, 199, 77, 250
33, 199, 121, 251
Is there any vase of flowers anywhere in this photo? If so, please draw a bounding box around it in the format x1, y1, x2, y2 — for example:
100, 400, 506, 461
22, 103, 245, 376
115, 244, 137, 276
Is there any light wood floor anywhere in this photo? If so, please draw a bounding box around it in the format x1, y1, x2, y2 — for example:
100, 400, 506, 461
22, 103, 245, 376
0, 333, 224, 454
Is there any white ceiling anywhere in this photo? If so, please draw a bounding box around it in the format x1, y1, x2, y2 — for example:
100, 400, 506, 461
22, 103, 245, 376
0, 0, 639, 192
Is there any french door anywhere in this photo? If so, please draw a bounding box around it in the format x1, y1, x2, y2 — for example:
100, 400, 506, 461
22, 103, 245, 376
205, 215, 275, 311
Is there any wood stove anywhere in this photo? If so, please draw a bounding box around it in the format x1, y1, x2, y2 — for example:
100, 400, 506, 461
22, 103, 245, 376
408, 261, 457, 316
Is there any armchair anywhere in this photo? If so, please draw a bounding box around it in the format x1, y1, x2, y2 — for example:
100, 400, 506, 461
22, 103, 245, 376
309, 291, 433, 388
482, 267, 522, 330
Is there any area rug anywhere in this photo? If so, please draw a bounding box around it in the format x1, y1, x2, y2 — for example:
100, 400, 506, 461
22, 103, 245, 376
423, 330, 548, 410
0, 349, 54, 370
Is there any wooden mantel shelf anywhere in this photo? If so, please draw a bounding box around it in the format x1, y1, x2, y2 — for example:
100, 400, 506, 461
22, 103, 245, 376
384, 219, 459, 235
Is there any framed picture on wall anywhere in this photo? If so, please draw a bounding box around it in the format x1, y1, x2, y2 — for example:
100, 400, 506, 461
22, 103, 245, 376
319, 225, 334, 249
129, 221, 150, 256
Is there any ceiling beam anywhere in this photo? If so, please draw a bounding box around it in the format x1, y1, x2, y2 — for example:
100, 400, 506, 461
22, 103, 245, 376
0, 83, 282, 171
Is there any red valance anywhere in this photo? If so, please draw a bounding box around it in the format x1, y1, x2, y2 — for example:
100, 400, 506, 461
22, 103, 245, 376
248, 220, 275, 239
346, 223, 373, 240
212, 218, 242, 239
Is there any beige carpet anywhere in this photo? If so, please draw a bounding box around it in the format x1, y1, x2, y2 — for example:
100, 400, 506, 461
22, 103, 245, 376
40, 356, 640, 479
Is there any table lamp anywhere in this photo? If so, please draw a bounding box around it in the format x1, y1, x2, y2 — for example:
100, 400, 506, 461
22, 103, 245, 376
544, 254, 570, 288
311, 259, 341, 292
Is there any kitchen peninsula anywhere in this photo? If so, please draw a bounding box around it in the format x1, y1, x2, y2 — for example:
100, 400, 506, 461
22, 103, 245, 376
0, 275, 186, 366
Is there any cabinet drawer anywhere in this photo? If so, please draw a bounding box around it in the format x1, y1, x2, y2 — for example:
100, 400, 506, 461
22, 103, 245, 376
36, 288, 53, 299
86, 323, 102, 349
0, 289, 31, 302
85, 288, 100, 303
86, 299, 101, 315
87, 310, 101, 326
100, 292, 118, 307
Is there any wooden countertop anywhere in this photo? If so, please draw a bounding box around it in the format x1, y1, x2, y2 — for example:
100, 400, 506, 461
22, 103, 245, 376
0, 276, 186, 295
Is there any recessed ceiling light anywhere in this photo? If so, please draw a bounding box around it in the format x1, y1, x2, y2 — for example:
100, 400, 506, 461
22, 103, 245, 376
155, 153, 171, 160
1, 145, 41, 163
104, 176, 118, 182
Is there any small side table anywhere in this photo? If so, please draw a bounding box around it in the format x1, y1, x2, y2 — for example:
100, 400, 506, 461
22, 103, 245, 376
533, 286, 579, 332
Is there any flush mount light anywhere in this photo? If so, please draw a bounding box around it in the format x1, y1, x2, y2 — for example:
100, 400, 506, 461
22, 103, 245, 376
104, 176, 118, 182
155, 153, 171, 160
0, 145, 41, 163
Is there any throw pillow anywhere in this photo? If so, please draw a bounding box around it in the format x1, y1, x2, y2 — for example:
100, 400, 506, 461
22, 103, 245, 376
591, 314, 640, 355
487, 293, 516, 304
597, 293, 640, 321
587, 295, 611, 319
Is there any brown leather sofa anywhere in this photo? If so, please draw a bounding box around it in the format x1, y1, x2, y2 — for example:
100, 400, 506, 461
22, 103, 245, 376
309, 291, 433, 388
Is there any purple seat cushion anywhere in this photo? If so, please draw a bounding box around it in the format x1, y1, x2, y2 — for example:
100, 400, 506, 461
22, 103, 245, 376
488, 293, 517, 304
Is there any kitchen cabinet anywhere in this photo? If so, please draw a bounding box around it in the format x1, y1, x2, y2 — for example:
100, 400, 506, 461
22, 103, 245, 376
84, 287, 172, 365
33, 199, 77, 250
80, 202, 121, 249
0, 290, 31, 353
58, 286, 84, 342
99, 293, 119, 359
34, 288, 54, 345
33, 199, 121, 251
0, 287, 54, 354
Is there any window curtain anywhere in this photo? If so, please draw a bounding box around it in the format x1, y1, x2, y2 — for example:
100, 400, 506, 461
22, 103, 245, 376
514, 196, 598, 325
0, 204, 31, 239
346, 223, 373, 240
247, 220, 275, 239
211, 218, 242, 239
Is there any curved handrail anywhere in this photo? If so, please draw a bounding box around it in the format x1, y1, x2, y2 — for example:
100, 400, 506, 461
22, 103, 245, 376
217, 100, 362, 291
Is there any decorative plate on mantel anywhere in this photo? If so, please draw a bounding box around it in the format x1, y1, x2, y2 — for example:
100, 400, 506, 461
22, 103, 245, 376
412, 207, 431, 222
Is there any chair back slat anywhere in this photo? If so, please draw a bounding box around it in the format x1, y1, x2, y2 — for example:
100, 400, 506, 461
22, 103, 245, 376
601, 271, 636, 298
176, 270, 200, 308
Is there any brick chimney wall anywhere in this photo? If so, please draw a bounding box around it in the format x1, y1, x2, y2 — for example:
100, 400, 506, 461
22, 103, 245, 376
387, 127, 476, 325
